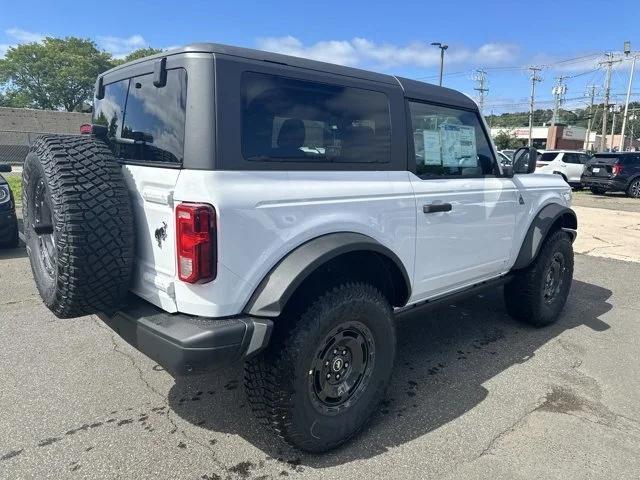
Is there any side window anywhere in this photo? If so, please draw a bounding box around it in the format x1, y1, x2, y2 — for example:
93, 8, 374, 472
408, 101, 496, 178
241, 72, 391, 163
563, 153, 580, 164
120, 69, 187, 164
579, 154, 592, 164
93, 79, 129, 145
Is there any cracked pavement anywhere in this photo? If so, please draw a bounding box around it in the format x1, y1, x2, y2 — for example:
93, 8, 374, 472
2, 219, 640, 478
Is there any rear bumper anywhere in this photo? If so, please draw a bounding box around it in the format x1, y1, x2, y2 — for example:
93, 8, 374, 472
97, 297, 273, 376
581, 176, 627, 191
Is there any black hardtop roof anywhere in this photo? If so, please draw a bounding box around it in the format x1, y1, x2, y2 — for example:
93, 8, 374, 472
102, 42, 478, 110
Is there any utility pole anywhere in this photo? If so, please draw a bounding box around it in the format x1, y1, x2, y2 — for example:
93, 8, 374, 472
584, 85, 597, 150
600, 53, 621, 151
620, 41, 636, 151
473, 69, 489, 113
610, 105, 619, 149
528, 66, 543, 147
551, 76, 567, 125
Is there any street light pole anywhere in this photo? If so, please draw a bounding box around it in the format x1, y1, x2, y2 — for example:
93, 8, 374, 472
620, 41, 636, 151
431, 42, 449, 86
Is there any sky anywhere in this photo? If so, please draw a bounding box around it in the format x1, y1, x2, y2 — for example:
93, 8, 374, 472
1, 0, 639, 114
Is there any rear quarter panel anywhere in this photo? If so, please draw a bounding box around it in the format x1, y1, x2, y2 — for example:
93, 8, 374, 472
172, 170, 416, 317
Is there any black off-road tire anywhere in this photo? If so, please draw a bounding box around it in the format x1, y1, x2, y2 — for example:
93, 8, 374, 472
22, 135, 134, 318
590, 186, 606, 195
504, 230, 573, 327
244, 282, 396, 453
626, 178, 640, 198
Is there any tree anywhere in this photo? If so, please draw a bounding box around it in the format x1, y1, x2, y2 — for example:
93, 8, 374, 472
0, 89, 31, 108
0, 37, 113, 111
123, 47, 163, 62
493, 129, 519, 150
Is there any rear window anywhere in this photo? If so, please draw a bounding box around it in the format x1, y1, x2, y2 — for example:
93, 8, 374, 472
93, 68, 187, 165
593, 155, 622, 164
538, 152, 559, 162
241, 72, 391, 163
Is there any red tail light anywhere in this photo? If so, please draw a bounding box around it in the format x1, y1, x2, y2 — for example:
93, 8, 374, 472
80, 123, 93, 134
612, 163, 623, 176
176, 203, 216, 283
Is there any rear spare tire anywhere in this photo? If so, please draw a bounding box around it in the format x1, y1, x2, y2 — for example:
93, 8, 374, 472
22, 135, 134, 318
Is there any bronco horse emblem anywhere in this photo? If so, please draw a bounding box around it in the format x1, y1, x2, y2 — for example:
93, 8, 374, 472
154, 222, 167, 248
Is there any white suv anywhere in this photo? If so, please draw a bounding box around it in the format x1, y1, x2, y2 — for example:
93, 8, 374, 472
21, 43, 577, 453
535, 149, 592, 188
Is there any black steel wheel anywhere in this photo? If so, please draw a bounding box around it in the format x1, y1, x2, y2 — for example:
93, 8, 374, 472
308, 321, 375, 414
33, 179, 56, 278
245, 282, 396, 452
542, 252, 566, 305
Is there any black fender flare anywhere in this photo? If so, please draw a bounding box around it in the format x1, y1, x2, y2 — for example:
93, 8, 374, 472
512, 204, 577, 270
243, 232, 412, 317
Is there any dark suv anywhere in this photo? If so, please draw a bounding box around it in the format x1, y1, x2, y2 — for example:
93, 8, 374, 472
581, 152, 640, 197
0, 163, 19, 248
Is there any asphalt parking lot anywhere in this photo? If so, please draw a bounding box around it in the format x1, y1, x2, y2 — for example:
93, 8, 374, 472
1, 197, 640, 479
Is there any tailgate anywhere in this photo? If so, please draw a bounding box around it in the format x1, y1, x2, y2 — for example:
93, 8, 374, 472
585, 157, 618, 178
122, 164, 180, 313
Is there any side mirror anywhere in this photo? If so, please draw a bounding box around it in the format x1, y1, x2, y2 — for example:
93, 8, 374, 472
0, 164, 12, 173
513, 147, 538, 174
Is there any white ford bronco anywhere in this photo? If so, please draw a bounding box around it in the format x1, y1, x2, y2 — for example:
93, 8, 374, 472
22, 43, 577, 453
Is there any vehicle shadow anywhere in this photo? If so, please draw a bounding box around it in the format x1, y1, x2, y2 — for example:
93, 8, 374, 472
168, 279, 611, 467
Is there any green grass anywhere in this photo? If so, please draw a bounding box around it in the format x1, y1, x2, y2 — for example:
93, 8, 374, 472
5, 174, 22, 205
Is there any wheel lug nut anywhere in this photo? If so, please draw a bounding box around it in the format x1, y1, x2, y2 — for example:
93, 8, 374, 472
336, 374, 340, 380
342, 351, 347, 356
325, 361, 329, 366
344, 362, 349, 368
333, 349, 338, 355
326, 373, 331, 379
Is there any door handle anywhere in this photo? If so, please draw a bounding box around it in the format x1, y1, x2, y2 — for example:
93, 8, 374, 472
423, 203, 452, 214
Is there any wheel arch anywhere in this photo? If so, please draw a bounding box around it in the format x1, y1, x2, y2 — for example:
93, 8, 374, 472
512, 203, 577, 271
243, 232, 411, 317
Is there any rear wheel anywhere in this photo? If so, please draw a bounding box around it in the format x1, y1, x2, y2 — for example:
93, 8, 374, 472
245, 282, 396, 452
590, 186, 606, 195
505, 230, 574, 327
626, 178, 640, 198
23, 135, 134, 318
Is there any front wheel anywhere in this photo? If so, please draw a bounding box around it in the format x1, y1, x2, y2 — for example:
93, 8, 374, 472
245, 282, 396, 452
504, 230, 574, 327
626, 179, 640, 198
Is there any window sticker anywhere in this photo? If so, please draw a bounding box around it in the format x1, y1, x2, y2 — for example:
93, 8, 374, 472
440, 124, 477, 167
422, 129, 442, 165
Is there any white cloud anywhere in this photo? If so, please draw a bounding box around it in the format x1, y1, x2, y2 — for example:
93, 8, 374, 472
256, 36, 519, 70
5, 27, 45, 44
96, 34, 148, 59
0, 28, 46, 58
